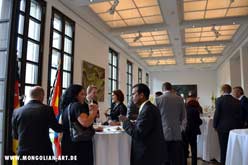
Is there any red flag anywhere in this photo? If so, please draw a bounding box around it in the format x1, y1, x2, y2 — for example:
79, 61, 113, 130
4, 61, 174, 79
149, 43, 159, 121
50, 67, 61, 157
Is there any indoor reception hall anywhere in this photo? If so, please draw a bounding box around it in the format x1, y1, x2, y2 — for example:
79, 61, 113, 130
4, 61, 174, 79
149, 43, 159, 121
0, 0, 248, 165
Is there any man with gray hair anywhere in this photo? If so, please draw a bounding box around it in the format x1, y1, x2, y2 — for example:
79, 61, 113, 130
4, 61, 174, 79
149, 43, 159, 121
12, 86, 62, 164
155, 82, 186, 165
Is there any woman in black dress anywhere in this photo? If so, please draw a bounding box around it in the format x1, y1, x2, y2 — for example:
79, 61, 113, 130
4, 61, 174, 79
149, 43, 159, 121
105, 89, 127, 125
60, 84, 98, 165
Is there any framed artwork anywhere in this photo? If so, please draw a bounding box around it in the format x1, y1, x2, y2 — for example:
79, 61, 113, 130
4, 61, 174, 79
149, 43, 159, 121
172, 84, 197, 99
82, 61, 105, 102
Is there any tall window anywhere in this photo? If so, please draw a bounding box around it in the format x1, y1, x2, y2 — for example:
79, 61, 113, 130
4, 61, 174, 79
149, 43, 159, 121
138, 68, 142, 83
16, 0, 46, 101
108, 48, 119, 106
126, 61, 133, 102
146, 73, 149, 86
48, 8, 74, 100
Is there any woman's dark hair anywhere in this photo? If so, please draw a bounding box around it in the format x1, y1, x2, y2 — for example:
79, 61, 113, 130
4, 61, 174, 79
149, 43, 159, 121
186, 100, 200, 109
113, 89, 125, 102
60, 84, 84, 110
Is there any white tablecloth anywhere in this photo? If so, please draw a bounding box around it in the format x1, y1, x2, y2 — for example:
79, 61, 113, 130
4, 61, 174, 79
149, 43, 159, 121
93, 126, 131, 165
197, 117, 220, 162
226, 129, 248, 165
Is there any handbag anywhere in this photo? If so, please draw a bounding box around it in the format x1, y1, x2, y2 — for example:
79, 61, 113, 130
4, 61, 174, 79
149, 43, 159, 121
67, 103, 95, 142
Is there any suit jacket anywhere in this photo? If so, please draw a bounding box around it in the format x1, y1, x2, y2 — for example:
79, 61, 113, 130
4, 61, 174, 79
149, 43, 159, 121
110, 102, 127, 121
213, 95, 243, 132
186, 107, 202, 136
127, 100, 139, 120
155, 92, 186, 141
123, 101, 164, 165
240, 96, 248, 124
12, 100, 62, 155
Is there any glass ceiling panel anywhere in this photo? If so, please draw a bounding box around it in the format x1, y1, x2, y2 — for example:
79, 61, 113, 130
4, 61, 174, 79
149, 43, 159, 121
185, 45, 225, 55
137, 48, 174, 57
185, 57, 217, 64
183, 0, 248, 20
89, 0, 164, 28
120, 30, 170, 46
185, 25, 240, 43
146, 59, 176, 65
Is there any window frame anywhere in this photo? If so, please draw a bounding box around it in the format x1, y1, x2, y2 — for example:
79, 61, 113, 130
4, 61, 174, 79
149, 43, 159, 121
47, 8, 75, 102
146, 73, 149, 86
108, 48, 119, 107
126, 60, 133, 102
138, 67, 142, 83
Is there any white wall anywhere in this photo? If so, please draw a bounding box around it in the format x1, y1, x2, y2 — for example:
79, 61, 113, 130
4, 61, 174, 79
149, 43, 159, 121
230, 54, 241, 87
41, 0, 148, 118
151, 70, 217, 108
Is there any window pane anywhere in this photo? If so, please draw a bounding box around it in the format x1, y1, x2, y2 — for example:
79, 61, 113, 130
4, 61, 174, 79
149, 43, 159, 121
27, 41, 39, 62
25, 63, 38, 84
64, 37, 72, 54
17, 37, 23, 58
0, 52, 7, 79
109, 52, 112, 62
53, 14, 62, 31
108, 66, 112, 78
0, 0, 12, 19
108, 80, 111, 93
62, 72, 70, 88
28, 19, 40, 41
63, 55, 71, 71
113, 55, 117, 66
50, 69, 56, 86
30, 0, 41, 20
24, 85, 33, 103
20, 0, 26, 12
65, 22, 73, 37
51, 49, 61, 68
0, 82, 5, 109
52, 32, 61, 49
112, 81, 116, 91
18, 15, 25, 35
112, 67, 117, 80
0, 23, 9, 49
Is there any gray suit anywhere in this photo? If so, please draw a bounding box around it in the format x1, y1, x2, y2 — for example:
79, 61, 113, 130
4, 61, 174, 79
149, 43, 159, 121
155, 91, 186, 141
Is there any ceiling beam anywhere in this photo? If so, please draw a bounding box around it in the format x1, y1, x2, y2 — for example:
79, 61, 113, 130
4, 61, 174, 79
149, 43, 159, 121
140, 56, 176, 60
182, 41, 231, 47
184, 54, 222, 58
70, 0, 109, 6
129, 44, 172, 51
111, 23, 167, 36
181, 16, 248, 29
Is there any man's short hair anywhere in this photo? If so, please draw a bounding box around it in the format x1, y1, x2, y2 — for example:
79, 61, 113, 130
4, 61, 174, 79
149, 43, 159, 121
87, 85, 97, 94
233, 86, 244, 95
133, 83, 150, 99
162, 82, 172, 91
155, 91, 163, 97
221, 84, 232, 94
30, 86, 44, 100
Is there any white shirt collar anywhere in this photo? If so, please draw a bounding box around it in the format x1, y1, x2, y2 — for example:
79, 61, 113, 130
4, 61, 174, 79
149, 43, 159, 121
139, 100, 149, 113
239, 95, 245, 100
163, 90, 170, 94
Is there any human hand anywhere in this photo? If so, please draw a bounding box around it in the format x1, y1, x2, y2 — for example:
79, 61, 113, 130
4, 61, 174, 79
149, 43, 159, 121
119, 115, 128, 122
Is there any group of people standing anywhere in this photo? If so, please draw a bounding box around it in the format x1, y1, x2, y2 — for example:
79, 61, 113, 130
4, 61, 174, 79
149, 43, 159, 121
11, 82, 248, 165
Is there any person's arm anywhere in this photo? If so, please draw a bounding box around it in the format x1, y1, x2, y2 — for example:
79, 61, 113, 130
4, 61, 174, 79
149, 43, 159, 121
213, 98, 221, 129
48, 107, 63, 132
123, 107, 154, 139
119, 104, 127, 116
77, 104, 98, 128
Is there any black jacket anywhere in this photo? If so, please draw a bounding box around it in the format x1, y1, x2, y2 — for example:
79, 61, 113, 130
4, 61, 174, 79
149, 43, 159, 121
186, 107, 202, 136
213, 95, 243, 132
110, 102, 127, 121
123, 101, 164, 165
12, 100, 62, 155
240, 96, 248, 124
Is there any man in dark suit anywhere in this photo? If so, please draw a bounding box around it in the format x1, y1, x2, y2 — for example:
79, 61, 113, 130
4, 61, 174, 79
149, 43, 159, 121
213, 84, 244, 165
12, 86, 62, 164
233, 86, 248, 126
127, 98, 139, 120
120, 83, 164, 165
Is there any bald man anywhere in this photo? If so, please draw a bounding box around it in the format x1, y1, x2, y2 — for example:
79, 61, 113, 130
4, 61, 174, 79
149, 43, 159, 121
12, 86, 62, 164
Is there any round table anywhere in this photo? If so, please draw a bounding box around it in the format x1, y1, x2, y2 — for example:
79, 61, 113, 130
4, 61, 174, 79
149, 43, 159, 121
226, 129, 248, 165
93, 126, 131, 165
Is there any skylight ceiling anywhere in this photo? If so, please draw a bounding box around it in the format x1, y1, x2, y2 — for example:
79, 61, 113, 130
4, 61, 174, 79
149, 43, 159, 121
137, 48, 174, 58
185, 57, 218, 64
184, 0, 248, 20
185, 24, 240, 43
120, 30, 169, 47
89, 0, 164, 28
185, 45, 225, 55
146, 59, 176, 66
